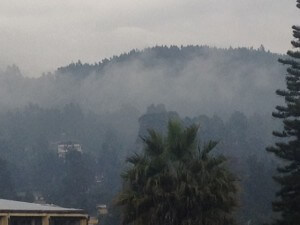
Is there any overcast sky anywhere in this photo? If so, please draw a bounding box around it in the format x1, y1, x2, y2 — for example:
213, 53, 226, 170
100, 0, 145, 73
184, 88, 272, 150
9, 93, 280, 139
0, 0, 299, 77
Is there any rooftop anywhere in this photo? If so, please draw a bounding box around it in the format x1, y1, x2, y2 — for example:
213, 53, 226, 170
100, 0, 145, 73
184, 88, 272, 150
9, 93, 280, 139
0, 199, 85, 214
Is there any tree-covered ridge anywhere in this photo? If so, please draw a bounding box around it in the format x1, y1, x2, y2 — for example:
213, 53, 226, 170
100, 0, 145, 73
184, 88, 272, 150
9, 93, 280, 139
0, 45, 284, 117
0, 45, 287, 225
56, 45, 280, 79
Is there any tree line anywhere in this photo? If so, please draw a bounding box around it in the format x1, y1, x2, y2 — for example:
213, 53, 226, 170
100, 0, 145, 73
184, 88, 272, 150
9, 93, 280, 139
0, 102, 278, 225
0, 2, 299, 225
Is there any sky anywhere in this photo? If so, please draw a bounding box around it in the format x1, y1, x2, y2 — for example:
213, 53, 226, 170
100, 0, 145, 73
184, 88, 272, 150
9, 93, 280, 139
0, 0, 299, 77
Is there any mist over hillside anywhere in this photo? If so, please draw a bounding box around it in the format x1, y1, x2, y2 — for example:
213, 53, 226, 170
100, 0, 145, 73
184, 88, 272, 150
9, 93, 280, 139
0, 45, 285, 118
0, 45, 287, 224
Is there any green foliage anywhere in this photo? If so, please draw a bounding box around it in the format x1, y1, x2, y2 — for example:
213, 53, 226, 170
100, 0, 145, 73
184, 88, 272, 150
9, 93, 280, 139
0, 101, 278, 224
266, 1, 300, 224
117, 121, 237, 225
139, 105, 278, 224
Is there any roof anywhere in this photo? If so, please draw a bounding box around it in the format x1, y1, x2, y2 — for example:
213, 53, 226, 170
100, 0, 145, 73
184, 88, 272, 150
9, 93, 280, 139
0, 199, 85, 214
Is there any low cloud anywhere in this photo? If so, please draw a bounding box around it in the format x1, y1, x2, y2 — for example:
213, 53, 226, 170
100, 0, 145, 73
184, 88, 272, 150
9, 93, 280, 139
0, 0, 298, 77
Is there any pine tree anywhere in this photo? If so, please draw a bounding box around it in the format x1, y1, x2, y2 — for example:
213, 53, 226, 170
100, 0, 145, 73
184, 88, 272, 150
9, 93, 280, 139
267, 1, 300, 224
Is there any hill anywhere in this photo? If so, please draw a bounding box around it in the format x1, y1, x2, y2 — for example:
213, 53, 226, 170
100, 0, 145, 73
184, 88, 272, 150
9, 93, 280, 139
0, 45, 285, 117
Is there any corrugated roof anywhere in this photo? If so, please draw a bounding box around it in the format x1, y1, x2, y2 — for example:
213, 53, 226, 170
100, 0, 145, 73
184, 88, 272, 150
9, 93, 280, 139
0, 199, 85, 214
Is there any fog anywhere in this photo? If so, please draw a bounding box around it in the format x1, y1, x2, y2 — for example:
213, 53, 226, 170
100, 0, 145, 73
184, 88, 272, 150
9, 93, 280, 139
0, 47, 285, 121
0, 1, 297, 224
0, 0, 298, 76
0, 40, 288, 225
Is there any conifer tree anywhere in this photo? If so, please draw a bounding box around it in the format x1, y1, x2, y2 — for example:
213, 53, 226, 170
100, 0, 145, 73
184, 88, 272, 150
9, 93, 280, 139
267, 1, 300, 224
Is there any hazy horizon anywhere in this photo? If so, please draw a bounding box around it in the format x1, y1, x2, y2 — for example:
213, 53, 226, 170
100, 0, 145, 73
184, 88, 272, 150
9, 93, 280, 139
0, 0, 299, 77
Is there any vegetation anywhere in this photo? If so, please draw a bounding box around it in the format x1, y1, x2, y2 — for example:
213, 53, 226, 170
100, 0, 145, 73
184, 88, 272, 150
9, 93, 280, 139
0, 102, 277, 224
138, 105, 278, 225
0, 45, 284, 117
0, 158, 15, 199
0, 45, 285, 224
117, 121, 237, 225
266, 1, 300, 224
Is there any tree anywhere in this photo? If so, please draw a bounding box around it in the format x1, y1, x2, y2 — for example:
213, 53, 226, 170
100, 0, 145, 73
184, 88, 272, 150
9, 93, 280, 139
266, 1, 300, 224
117, 121, 237, 225
0, 157, 15, 199
54, 150, 96, 211
239, 155, 276, 225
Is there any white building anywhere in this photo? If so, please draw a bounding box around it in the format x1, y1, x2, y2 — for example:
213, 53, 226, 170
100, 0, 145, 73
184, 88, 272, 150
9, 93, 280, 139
0, 199, 89, 225
57, 142, 82, 158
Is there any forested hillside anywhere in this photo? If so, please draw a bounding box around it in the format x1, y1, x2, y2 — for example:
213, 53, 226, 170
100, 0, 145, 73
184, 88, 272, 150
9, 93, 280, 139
0, 46, 285, 224
0, 45, 284, 117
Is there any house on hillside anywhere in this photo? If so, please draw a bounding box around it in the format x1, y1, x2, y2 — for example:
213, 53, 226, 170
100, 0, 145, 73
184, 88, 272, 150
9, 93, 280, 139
0, 199, 98, 225
57, 142, 82, 158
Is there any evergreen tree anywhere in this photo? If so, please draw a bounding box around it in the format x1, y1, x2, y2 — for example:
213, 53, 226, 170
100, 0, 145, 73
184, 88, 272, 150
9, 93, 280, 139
117, 121, 237, 225
267, 1, 300, 224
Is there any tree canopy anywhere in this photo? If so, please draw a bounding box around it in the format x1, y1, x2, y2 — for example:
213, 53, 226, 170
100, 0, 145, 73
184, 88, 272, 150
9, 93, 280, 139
117, 121, 237, 225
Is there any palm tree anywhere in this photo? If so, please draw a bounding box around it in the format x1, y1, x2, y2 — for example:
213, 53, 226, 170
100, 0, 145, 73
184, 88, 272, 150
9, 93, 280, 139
117, 120, 237, 225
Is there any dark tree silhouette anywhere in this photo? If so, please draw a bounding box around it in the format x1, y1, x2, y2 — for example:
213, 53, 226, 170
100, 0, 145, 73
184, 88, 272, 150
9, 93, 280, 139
117, 121, 237, 225
267, 1, 300, 224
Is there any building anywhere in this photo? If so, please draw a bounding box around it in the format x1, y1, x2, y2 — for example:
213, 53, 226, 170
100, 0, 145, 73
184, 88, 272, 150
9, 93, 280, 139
0, 199, 94, 225
57, 142, 82, 158
96, 205, 108, 215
